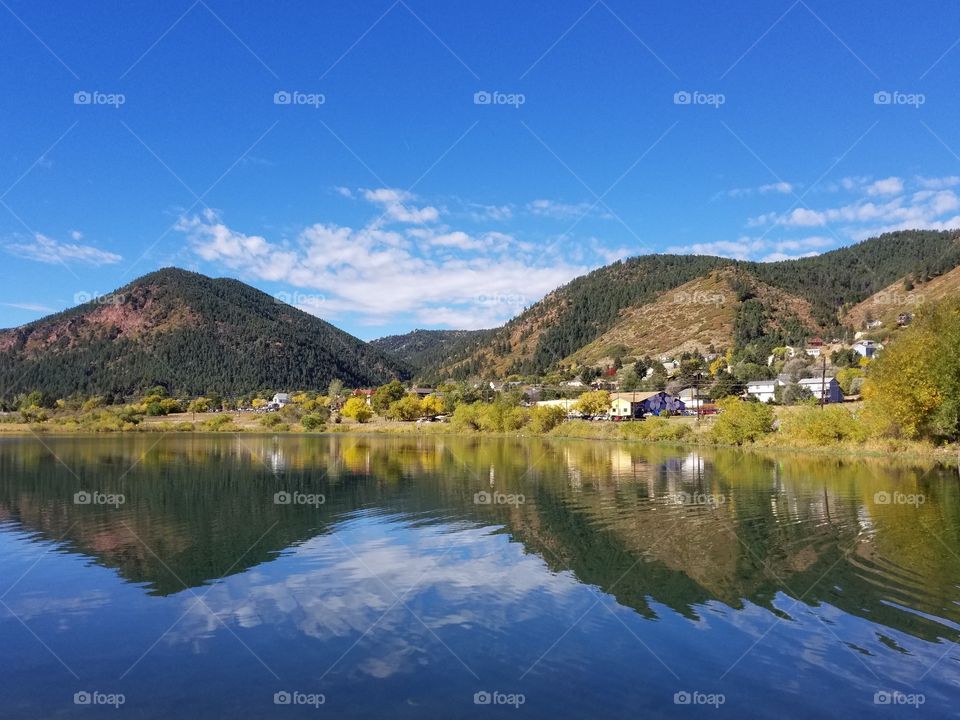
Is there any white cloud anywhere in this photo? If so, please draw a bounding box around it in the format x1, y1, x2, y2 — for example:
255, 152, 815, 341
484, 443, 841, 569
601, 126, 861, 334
5, 233, 121, 266
178, 208, 588, 330
723, 181, 795, 199
2, 301, 55, 313
781, 208, 826, 226
866, 176, 904, 196
916, 175, 960, 190
526, 198, 602, 220
361, 188, 440, 224
667, 234, 834, 263
473, 203, 513, 221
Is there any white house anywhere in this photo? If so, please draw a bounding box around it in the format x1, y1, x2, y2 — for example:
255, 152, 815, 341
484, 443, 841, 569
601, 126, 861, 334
798, 377, 844, 404
746, 379, 783, 404
535, 398, 580, 417
852, 340, 881, 358
677, 387, 706, 409
271, 393, 291, 406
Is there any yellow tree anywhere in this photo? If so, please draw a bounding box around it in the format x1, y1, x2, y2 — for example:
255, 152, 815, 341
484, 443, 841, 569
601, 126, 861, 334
420, 395, 445, 417
862, 300, 960, 440
574, 390, 611, 417
342, 396, 374, 423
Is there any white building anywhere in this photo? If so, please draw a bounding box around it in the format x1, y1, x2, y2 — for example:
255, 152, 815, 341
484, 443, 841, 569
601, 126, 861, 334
798, 377, 843, 404
746, 379, 783, 404
677, 387, 706, 409
535, 398, 580, 417
852, 340, 881, 358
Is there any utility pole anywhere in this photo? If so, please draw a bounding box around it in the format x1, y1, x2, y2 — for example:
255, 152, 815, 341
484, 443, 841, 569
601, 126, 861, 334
694, 371, 701, 426
820, 355, 827, 410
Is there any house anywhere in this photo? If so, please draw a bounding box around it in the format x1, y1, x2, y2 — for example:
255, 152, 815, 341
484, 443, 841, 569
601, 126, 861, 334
410, 386, 435, 398
271, 393, 291, 406
561, 379, 586, 388
746, 379, 784, 403
661, 360, 680, 377
798, 377, 843, 404
608, 391, 685, 420
677, 387, 707, 410
535, 398, 580, 417
852, 340, 880, 358
804, 346, 822, 358
352, 388, 375, 405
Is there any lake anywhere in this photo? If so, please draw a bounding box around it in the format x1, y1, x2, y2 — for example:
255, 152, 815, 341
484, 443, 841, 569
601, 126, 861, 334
0, 434, 957, 718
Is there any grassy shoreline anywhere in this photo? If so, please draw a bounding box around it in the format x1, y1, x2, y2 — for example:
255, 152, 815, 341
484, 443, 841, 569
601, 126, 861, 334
4, 409, 958, 465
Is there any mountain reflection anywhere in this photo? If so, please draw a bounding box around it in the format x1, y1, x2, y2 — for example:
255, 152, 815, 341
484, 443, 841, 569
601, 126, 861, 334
1, 434, 958, 647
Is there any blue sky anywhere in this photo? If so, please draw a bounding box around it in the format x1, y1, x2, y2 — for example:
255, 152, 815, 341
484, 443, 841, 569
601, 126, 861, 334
2, 1, 960, 339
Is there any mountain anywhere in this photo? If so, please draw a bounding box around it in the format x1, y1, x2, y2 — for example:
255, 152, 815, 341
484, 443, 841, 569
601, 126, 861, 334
416, 230, 960, 380
0, 268, 410, 401
567, 267, 819, 365
843, 263, 960, 332
370, 329, 493, 369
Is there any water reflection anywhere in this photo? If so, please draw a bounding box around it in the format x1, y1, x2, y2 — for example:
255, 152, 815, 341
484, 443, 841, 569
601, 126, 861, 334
0, 435, 958, 718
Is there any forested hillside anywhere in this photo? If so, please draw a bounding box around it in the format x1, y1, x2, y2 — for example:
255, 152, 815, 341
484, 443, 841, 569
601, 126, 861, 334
370, 329, 493, 370
0, 268, 410, 401
419, 230, 960, 380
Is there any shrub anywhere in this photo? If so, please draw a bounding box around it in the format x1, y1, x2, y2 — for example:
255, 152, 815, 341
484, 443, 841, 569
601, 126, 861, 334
711, 398, 774, 445
175, 421, 195, 432
475, 402, 530, 432
260, 414, 283, 428
780, 405, 866, 444
387, 394, 423, 421
202, 415, 236, 432
452, 403, 483, 432
301, 414, 326, 431
529, 405, 568, 433
622, 416, 693, 442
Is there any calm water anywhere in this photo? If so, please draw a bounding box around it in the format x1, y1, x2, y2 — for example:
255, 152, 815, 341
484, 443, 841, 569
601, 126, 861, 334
0, 434, 958, 718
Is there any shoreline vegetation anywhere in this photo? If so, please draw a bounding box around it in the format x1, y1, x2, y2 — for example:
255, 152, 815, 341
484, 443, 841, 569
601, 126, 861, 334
5, 298, 960, 465
3, 403, 959, 466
